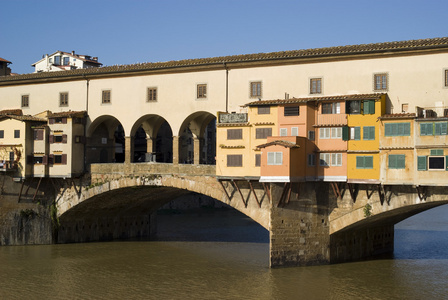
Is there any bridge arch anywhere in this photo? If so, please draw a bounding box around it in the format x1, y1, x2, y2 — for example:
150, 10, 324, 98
86, 115, 126, 163
177, 111, 216, 165
56, 170, 270, 242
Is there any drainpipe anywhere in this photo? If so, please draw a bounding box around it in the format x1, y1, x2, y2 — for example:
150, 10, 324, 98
84, 76, 90, 173
223, 63, 229, 113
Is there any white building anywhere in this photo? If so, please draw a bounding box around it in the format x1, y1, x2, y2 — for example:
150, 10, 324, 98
32, 51, 102, 73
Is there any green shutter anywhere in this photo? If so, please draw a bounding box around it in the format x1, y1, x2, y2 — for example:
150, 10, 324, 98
420, 123, 433, 136
446, 156, 448, 171
430, 149, 444, 156
435, 122, 448, 135
365, 156, 373, 168
388, 155, 397, 169
342, 126, 349, 141
356, 156, 364, 169
397, 155, 405, 169
404, 123, 411, 136
389, 154, 405, 169
354, 127, 361, 140
363, 126, 375, 140
417, 156, 427, 171
369, 100, 375, 114
363, 100, 369, 114
385, 123, 392, 136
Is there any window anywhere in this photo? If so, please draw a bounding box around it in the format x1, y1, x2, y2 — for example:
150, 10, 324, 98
227, 129, 242, 140
429, 157, 445, 170
291, 127, 298, 136
356, 156, 373, 169
227, 154, 242, 167
417, 156, 427, 171
284, 106, 300, 116
267, 152, 283, 165
102, 90, 111, 104
59, 92, 68, 106
52, 154, 67, 165
21, 95, 29, 108
54, 56, 61, 65
320, 128, 331, 139
346, 100, 361, 114
363, 100, 375, 115
350, 127, 361, 140
280, 128, 287, 136
384, 123, 411, 136
319, 153, 330, 166
63, 57, 69, 65
250, 82, 262, 98
331, 153, 342, 166
445, 70, 448, 87
34, 129, 44, 140
256, 128, 272, 139
14, 130, 20, 138
255, 154, 261, 167
388, 154, 405, 169
431, 149, 444, 156
402, 103, 409, 113
421, 122, 448, 136
417, 154, 446, 171
197, 84, 207, 98
331, 127, 342, 139
308, 154, 315, 166
322, 102, 340, 114
363, 126, 375, 140
308, 130, 315, 140
33, 156, 44, 164
374, 73, 388, 91
310, 78, 322, 94
0, 130, 3, 138
147, 87, 157, 101
258, 106, 270, 114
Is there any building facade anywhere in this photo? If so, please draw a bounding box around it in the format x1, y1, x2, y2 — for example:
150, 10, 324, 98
32, 51, 102, 73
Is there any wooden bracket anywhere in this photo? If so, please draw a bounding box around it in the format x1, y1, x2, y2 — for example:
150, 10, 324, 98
416, 186, 427, 201
347, 183, 358, 202
218, 180, 232, 202
248, 181, 261, 208
277, 182, 291, 207
366, 184, 375, 200
378, 184, 386, 205
331, 182, 342, 199
232, 180, 248, 208
262, 182, 271, 203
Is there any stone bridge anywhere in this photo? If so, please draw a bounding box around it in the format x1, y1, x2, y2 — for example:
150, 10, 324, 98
55, 162, 448, 267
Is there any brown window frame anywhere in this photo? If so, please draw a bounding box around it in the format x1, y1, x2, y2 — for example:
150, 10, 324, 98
255, 127, 272, 139
102, 90, 111, 104
310, 78, 322, 94
227, 154, 243, 167
59, 92, 69, 106
197, 84, 207, 98
257, 106, 270, 115
445, 70, 448, 87
374, 73, 388, 91
250, 81, 262, 98
227, 128, 243, 140
21, 95, 29, 108
147, 87, 157, 101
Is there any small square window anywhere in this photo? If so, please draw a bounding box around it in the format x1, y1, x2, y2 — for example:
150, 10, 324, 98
60, 92, 68, 106
197, 84, 207, 98
102, 90, 111, 104
255, 154, 261, 167
445, 70, 448, 87
14, 130, 20, 138
374, 73, 388, 91
0, 130, 4, 138
258, 106, 270, 115
147, 87, 157, 101
250, 82, 262, 98
402, 103, 409, 113
310, 78, 322, 94
21, 95, 29, 108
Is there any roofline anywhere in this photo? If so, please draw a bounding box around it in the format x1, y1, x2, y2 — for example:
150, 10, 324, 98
3, 36, 448, 86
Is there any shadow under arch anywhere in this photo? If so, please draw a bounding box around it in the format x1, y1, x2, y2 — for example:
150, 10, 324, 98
86, 115, 126, 163
177, 111, 216, 164
130, 114, 173, 163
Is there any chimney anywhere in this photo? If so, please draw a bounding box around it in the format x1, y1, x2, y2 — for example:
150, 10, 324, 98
71, 51, 75, 55
92, 57, 98, 61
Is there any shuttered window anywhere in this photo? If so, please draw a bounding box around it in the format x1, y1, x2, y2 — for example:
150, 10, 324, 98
255, 128, 272, 139
363, 126, 375, 140
258, 106, 270, 115
284, 106, 300, 116
255, 154, 261, 167
435, 122, 448, 135
291, 127, 298, 136
279, 128, 287, 136
388, 154, 405, 169
351, 127, 361, 140
430, 149, 444, 156
227, 129, 242, 140
227, 155, 242, 167
363, 100, 375, 114
420, 123, 433, 136
417, 156, 427, 171
356, 156, 373, 169
384, 123, 411, 136
267, 152, 283, 165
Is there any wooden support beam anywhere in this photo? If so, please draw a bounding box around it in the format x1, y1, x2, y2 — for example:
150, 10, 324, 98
218, 180, 232, 202
347, 183, 357, 202
378, 184, 385, 205
17, 178, 25, 202
262, 182, 271, 203
248, 181, 261, 208
32, 177, 43, 202
232, 180, 247, 208
330, 182, 341, 199
416, 186, 427, 201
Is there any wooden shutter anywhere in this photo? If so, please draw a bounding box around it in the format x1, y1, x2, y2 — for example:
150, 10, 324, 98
417, 156, 427, 171
49, 135, 54, 143
49, 118, 55, 125
62, 134, 67, 144
61, 154, 67, 165
48, 154, 54, 165
27, 155, 33, 165
42, 155, 48, 165
255, 154, 261, 167
62, 118, 67, 124
342, 126, 349, 141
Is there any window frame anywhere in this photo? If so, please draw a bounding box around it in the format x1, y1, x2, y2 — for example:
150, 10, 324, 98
310, 78, 322, 94
284, 106, 300, 116
373, 73, 388, 91
59, 92, 69, 107
227, 128, 243, 140
257, 106, 270, 115
255, 128, 272, 139
384, 122, 411, 137
227, 154, 243, 167
363, 126, 375, 140
102, 90, 111, 104
21, 95, 29, 108
356, 155, 373, 169
388, 154, 405, 169
14, 130, 20, 139
267, 152, 283, 165
197, 84, 207, 99
250, 81, 262, 98
147, 87, 157, 102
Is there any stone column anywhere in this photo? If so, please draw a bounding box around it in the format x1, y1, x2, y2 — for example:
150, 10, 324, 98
124, 136, 134, 164
269, 182, 331, 267
172, 136, 179, 164
193, 137, 201, 165
146, 137, 154, 162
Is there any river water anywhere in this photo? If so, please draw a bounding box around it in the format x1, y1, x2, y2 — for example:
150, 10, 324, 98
1, 205, 448, 300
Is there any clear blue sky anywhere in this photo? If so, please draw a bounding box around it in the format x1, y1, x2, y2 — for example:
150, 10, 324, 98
2, 0, 448, 74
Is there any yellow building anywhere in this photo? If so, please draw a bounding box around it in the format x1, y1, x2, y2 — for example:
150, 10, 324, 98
346, 94, 386, 183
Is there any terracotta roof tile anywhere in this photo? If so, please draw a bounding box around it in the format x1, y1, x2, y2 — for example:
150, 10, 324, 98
246, 93, 385, 106
256, 140, 299, 149
0, 57, 11, 64
48, 111, 87, 118
380, 113, 416, 119
2, 37, 448, 82
0, 114, 46, 122
0, 109, 22, 116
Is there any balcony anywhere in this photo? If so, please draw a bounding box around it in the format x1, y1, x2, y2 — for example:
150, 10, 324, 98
0, 160, 17, 172
416, 106, 448, 119
316, 113, 348, 126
